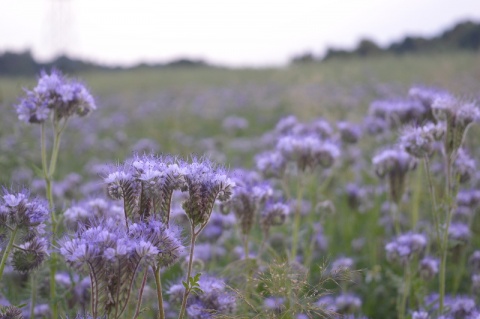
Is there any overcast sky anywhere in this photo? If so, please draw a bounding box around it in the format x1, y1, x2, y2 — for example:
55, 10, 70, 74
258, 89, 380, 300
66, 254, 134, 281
1, 0, 479, 67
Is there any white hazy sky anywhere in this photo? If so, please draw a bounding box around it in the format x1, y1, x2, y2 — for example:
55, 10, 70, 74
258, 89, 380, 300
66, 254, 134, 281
1, 0, 479, 67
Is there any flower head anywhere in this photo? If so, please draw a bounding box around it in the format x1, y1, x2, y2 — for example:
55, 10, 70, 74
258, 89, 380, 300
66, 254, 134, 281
182, 158, 235, 227
386, 232, 427, 265
14, 69, 96, 124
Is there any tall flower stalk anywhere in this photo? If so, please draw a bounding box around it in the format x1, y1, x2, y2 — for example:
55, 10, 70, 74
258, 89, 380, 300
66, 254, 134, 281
178, 158, 234, 319
430, 96, 478, 313
14, 69, 96, 319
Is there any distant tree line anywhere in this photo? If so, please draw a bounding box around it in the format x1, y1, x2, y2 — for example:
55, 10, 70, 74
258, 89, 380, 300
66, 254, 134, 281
0, 51, 209, 76
291, 20, 480, 63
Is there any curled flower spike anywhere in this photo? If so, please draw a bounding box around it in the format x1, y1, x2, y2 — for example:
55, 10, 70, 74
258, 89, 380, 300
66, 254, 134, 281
63, 197, 125, 231
419, 256, 439, 281
399, 123, 444, 158
432, 95, 479, 160
104, 154, 186, 224
0, 188, 49, 229
182, 158, 235, 229
372, 148, 417, 203
454, 149, 476, 183
12, 236, 49, 273
228, 169, 273, 236
60, 217, 182, 318
260, 201, 290, 238
337, 121, 362, 144
255, 150, 287, 178
277, 135, 340, 171
14, 69, 96, 124
369, 99, 428, 128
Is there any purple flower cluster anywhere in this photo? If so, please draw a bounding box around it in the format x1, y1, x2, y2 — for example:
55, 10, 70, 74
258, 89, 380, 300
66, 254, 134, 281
0, 188, 49, 273
316, 293, 363, 314
168, 274, 236, 318
385, 233, 427, 265
257, 115, 341, 176
182, 157, 235, 227
228, 169, 273, 236
104, 155, 234, 228
0, 188, 49, 229
399, 123, 444, 158
260, 200, 290, 237
372, 148, 417, 203
63, 197, 124, 230
418, 295, 479, 319
60, 217, 183, 317
15, 69, 96, 124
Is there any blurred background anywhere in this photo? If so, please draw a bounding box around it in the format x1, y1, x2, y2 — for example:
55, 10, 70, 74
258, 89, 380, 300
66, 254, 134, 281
1, 0, 480, 73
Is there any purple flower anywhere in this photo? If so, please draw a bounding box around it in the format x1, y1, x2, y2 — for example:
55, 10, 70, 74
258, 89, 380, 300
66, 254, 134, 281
228, 169, 273, 236
1, 188, 49, 228
411, 310, 430, 319
448, 223, 470, 245
399, 123, 444, 158
255, 150, 287, 178
182, 157, 235, 227
14, 69, 96, 124
385, 233, 427, 265
338, 121, 362, 144
335, 293, 362, 313
419, 256, 439, 280
260, 201, 290, 237
277, 134, 340, 171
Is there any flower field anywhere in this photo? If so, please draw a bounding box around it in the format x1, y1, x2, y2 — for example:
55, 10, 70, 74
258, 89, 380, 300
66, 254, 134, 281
0, 52, 480, 318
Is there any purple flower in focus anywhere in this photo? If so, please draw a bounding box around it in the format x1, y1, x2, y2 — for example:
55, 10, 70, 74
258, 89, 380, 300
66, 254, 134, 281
14, 69, 96, 124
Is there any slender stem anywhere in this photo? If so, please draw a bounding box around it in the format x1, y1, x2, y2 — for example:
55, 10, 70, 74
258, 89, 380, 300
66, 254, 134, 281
0, 226, 18, 281
42, 117, 66, 319
134, 268, 149, 319
178, 224, 197, 319
153, 266, 165, 319
48, 121, 64, 178
243, 235, 249, 260
398, 263, 411, 319
390, 202, 401, 236
452, 247, 467, 293
439, 154, 453, 314
30, 272, 37, 319
290, 176, 304, 262
50, 254, 58, 319
411, 166, 422, 229
424, 157, 441, 243
41, 123, 48, 178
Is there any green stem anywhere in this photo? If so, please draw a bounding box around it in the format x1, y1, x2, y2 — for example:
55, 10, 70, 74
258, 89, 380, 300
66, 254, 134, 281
134, 268, 149, 319
424, 158, 441, 243
243, 235, 249, 260
30, 272, 37, 319
48, 121, 64, 178
178, 225, 197, 319
452, 248, 467, 293
41, 123, 48, 178
0, 226, 18, 281
50, 254, 58, 319
42, 117, 67, 319
399, 263, 411, 319
390, 202, 401, 236
439, 154, 453, 314
153, 266, 165, 319
290, 176, 304, 262
411, 166, 422, 229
